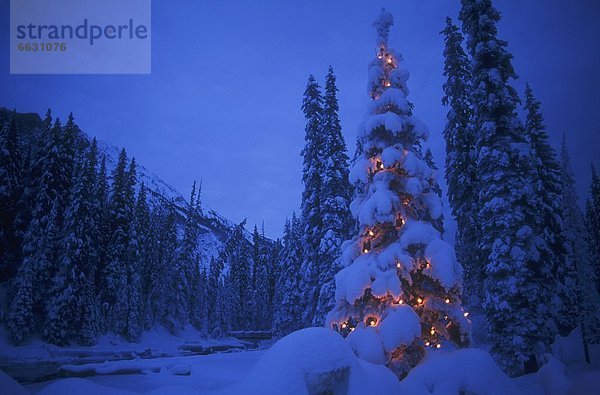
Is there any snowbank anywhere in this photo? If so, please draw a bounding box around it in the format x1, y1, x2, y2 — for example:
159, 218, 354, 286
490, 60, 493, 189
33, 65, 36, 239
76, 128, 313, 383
536, 357, 570, 395
37, 378, 135, 395
400, 348, 516, 395
219, 327, 401, 395
0, 371, 28, 395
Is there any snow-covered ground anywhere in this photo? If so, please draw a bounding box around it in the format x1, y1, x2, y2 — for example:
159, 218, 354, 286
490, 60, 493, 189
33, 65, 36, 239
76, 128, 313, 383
1, 327, 599, 394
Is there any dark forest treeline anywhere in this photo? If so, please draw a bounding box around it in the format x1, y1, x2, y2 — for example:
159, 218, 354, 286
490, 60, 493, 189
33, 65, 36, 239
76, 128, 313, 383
0, 109, 280, 345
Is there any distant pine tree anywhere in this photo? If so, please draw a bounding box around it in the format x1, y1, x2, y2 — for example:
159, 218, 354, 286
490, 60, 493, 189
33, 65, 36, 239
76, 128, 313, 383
180, 182, 206, 331
9, 113, 76, 343
587, 165, 600, 292
45, 142, 101, 345
223, 220, 252, 330
273, 213, 305, 336
133, 183, 154, 330
560, 137, 600, 355
102, 148, 133, 335
0, 111, 23, 281
252, 225, 271, 330
267, 237, 283, 330
207, 255, 224, 335
155, 201, 180, 332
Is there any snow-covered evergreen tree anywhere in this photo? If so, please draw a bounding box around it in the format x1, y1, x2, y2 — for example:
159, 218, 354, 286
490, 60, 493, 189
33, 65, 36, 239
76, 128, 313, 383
44, 141, 100, 345
133, 183, 154, 330
314, 66, 354, 326
460, 0, 557, 375
180, 182, 206, 331
207, 255, 224, 335
440, 17, 480, 307
273, 213, 305, 336
327, 9, 469, 379
560, 137, 600, 349
222, 220, 252, 330
523, 84, 574, 335
0, 112, 23, 281
95, 155, 110, 300
211, 277, 232, 337
155, 201, 180, 332
252, 225, 271, 330
101, 148, 133, 335
587, 165, 600, 291
267, 236, 283, 329
299, 75, 325, 327
8, 113, 75, 343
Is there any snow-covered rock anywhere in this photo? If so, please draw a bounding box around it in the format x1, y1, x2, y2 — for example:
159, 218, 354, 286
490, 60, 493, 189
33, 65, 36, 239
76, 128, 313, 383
399, 348, 516, 395
219, 327, 400, 395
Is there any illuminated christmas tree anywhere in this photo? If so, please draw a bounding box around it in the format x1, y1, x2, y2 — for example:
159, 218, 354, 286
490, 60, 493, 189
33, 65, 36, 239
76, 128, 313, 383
327, 9, 470, 378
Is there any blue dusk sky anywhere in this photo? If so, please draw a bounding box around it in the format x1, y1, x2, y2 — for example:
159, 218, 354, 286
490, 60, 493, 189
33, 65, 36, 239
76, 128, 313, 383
1, 0, 599, 238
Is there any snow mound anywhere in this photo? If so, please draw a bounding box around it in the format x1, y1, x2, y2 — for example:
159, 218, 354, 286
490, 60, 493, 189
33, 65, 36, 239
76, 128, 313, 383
400, 348, 516, 395
219, 327, 400, 395
569, 371, 600, 395
536, 357, 570, 395
0, 371, 27, 395
37, 378, 135, 395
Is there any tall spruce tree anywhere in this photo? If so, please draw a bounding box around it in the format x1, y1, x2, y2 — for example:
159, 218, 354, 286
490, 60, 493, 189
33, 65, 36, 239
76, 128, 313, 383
440, 17, 480, 307
460, 0, 556, 374
327, 9, 469, 379
560, 137, 600, 356
523, 84, 574, 335
299, 75, 325, 327
314, 67, 354, 326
